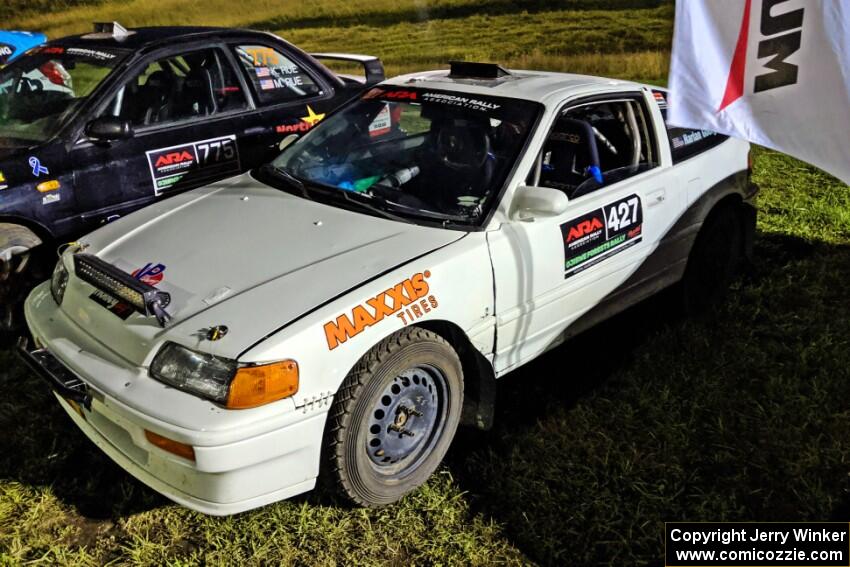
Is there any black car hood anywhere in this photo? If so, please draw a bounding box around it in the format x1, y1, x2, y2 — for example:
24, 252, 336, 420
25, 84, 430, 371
0, 142, 31, 160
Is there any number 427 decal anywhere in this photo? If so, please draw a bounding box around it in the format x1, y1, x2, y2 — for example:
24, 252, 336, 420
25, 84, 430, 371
560, 194, 643, 279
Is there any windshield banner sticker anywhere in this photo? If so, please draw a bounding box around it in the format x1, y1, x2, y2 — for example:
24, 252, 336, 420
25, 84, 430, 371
421, 92, 500, 112
560, 194, 643, 279
146, 135, 240, 195
65, 47, 116, 60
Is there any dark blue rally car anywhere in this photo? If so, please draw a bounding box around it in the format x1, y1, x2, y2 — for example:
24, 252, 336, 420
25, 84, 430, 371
0, 23, 383, 331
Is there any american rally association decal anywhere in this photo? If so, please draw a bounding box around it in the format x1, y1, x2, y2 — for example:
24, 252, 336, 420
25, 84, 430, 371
90, 262, 166, 319
323, 271, 438, 350
561, 194, 643, 279
146, 135, 240, 195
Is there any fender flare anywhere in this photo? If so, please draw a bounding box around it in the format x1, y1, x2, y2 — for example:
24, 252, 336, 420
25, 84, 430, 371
0, 223, 43, 263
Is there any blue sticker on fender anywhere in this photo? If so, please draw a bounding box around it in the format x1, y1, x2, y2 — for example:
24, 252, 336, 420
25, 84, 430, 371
560, 194, 643, 279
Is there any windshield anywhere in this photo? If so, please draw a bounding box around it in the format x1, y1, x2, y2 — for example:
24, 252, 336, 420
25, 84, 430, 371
0, 45, 126, 145
269, 86, 540, 226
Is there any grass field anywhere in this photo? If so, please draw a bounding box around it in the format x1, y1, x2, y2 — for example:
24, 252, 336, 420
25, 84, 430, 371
2, 0, 850, 565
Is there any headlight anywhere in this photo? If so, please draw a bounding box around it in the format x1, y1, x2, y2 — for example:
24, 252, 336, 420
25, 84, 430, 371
150, 342, 298, 409
50, 257, 69, 306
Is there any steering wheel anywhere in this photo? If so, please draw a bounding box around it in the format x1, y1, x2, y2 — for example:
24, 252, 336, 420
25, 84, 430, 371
436, 124, 491, 171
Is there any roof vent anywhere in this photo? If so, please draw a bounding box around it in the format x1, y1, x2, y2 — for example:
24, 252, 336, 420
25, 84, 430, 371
448, 61, 511, 79
82, 22, 132, 41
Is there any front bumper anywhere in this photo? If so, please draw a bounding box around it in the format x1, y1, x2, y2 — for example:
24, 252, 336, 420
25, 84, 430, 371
23, 282, 327, 516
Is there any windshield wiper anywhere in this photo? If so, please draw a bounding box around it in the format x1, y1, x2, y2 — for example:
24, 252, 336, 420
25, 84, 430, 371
334, 190, 411, 223
263, 165, 471, 226
268, 164, 308, 198
376, 197, 472, 225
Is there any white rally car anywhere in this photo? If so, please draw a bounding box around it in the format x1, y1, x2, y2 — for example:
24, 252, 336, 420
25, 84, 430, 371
20, 62, 756, 514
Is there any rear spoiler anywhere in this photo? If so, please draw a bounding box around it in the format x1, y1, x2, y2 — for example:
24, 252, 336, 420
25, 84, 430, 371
311, 53, 385, 87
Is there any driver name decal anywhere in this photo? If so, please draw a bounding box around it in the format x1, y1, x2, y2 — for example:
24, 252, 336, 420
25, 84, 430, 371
324, 271, 438, 350
146, 135, 240, 195
560, 194, 643, 279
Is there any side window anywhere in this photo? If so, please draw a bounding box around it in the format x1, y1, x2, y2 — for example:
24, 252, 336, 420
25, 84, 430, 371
233, 44, 320, 105
103, 48, 248, 128
652, 90, 728, 163
533, 98, 658, 199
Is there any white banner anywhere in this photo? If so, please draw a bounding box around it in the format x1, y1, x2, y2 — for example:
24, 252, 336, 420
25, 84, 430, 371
669, 0, 850, 185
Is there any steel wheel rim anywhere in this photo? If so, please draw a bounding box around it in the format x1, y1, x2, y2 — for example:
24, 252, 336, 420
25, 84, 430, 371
365, 364, 449, 477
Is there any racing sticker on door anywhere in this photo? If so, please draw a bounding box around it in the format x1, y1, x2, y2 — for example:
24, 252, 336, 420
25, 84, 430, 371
146, 135, 240, 196
560, 194, 643, 279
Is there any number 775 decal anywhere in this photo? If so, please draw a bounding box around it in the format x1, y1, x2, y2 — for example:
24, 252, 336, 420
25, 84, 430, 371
560, 194, 643, 279
146, 134, 241, 196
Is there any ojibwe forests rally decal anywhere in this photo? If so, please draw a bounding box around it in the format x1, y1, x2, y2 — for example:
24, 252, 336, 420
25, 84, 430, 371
146, 135, 240, 195
323, 271, 438, 350
560, 194, 643, 279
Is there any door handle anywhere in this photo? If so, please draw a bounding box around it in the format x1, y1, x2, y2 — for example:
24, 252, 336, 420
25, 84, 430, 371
647, 188, 666, 207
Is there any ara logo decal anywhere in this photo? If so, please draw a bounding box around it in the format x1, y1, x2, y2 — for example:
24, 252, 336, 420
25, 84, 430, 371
382, 90, 418, 101
155, 151, 194, 168
323, 271, 439, 350
565, 217, 604, 243
132, 263, 166, 286
275, 106, 326, 134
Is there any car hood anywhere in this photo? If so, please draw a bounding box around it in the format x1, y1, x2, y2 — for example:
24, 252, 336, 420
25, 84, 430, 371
72, 172, 466, 363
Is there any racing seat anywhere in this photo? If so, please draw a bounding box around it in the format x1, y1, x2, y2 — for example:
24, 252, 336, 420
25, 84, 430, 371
426, 118, 496, 209
539, 117, 602, 198
176, 66, 215, 117
137, 70, 175, 125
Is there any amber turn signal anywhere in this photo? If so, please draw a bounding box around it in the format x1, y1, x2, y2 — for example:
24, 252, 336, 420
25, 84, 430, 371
144, 430, 195, 461
226, 359, 299, 409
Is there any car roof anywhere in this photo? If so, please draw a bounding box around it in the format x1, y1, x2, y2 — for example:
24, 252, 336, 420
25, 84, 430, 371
53, 26, 271, 50
383, 68, 646, 105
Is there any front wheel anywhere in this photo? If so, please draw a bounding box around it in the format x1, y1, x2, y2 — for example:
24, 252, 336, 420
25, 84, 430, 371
324, 327, 464, 507
0, 248, 48, 342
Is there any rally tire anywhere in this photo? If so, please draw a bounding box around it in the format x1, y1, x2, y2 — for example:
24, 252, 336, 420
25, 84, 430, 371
324, 327, 464, 507
680, 205, 743, 314
0, 245, 50, 344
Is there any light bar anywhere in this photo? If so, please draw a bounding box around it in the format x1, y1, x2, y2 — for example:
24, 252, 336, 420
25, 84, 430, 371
73, 253, 172, 326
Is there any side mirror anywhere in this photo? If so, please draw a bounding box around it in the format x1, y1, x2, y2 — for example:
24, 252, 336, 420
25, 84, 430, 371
86, 116, 133, 142
278, 133, 299, 152
511, 184, 569, 221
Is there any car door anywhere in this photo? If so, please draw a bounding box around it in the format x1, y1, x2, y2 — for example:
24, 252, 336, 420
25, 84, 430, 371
69, 44, 260, 230
488, 90, 682, 374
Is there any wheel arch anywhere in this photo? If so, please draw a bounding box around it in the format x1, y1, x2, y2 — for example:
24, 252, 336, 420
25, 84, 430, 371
411, 320, 496, 431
